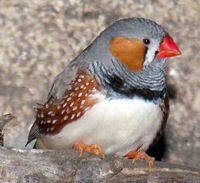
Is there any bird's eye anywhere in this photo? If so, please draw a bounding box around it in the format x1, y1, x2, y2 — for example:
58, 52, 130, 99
143, 39, 150, 45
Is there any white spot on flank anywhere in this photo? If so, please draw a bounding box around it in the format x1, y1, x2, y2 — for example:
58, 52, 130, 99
71, 114, 75, 120
48, 111, 53, 115
81, 100, 85, 105
85, 82, 89, 86
47, 120, 51, 124
50, 113, 55, 117
61, 109, 65, 115
78, 93, 82, 97
76, 112, 82, 118
64, 115, 68, 120
78, 79, 82, 82
52, 119, 57, 124
67, 97, 72, 102
40, 120, 43, 124
45, 104, 49, 108
80, 75, 84, 78
50, 127, 54, 131
69, 92, 74, 96
75, 87, 79, 91
60, 100, 65, 104
57, 105, 61, 110
70, 102, 74, 107
72, 106, 78, 111
92, 87, 97, 92
40, 114, 44, 118
64, 95, 68, 99
80, 85, 84, 89
62, 103, 67, 108
67, 108, 71, 114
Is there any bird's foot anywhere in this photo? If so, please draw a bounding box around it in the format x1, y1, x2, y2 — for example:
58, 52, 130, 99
72, 141, 105, 159
124, 151, 155, 171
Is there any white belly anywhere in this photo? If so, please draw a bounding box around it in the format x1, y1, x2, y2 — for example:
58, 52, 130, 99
38, 94, 163, 156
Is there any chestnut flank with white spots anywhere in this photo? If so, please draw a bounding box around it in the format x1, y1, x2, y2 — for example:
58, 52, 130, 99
35, 71, 102, 135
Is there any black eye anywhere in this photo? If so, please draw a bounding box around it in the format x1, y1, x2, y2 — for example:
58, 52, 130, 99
143, 39, 150, 45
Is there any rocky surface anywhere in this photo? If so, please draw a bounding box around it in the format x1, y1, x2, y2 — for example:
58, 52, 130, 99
0, 0, 200, 173
0, 148, 200, 183
0, 114, 14, 146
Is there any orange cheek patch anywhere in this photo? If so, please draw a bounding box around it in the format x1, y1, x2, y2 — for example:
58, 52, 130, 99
109, 36, 146, 71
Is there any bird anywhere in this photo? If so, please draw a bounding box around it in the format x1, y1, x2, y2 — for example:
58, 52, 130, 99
27, 18, 181, 168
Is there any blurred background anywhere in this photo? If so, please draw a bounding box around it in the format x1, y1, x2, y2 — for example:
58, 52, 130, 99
0, 0, 199, 169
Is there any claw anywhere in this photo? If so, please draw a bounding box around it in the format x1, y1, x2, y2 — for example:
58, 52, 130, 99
124, 151, 155, 171
73, 141, 105, 159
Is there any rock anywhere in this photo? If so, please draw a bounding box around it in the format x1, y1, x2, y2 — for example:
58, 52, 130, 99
0, 114, 15, 146
0, 148, 199, 183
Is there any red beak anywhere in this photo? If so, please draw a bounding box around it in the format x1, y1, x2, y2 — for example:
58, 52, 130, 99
156, 35, 181, 58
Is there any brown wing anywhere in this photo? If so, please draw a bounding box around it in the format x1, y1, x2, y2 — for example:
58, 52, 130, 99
27, 71, 102, 145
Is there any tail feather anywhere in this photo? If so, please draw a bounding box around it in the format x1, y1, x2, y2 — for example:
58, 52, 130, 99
26, 121, 40, 147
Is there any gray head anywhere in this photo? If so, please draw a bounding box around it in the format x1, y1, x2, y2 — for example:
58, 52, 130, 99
78, 18, 180, 72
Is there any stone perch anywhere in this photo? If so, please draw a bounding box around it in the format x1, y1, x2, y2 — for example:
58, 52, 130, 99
0, 148, 199, 183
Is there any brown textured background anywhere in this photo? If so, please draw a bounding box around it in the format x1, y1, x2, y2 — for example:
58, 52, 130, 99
0, 0, 200, 169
